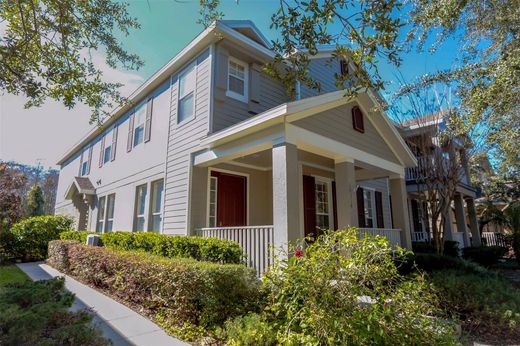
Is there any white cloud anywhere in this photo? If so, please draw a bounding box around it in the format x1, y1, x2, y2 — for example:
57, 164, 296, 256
0, 52, 144, 169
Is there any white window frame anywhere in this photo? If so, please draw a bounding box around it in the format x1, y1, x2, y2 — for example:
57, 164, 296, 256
314, 176, 334, 230
148, 179, 164, 232
81, 160, 88, 176
208, 176, 218, 228
362, 187, 377, 228
206, 168, 250, 228
226, 56, 249, 103
96, 196, 106, 233
133, 102, 146, 148
105, 194, 115, 232
134, 183, 148, 232
177, 62, 197, 124
103, 129, 113, 164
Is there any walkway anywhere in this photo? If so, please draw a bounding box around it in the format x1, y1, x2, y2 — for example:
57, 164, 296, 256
17, 262, 188, 346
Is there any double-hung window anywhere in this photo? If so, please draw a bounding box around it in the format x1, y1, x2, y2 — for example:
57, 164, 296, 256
96, 196, 106, 233
149, 179, 164, 232
226, 57, 248, 102
178, 63, 196, 123
105, 194, 115, 232
103, 129, 113, 164
208, 176, 218, 227
134, 184, 148, 232
133, 103, 146, 147
363, 189, 375, 228
81, 161, 88, 176
315, 180, 331, 229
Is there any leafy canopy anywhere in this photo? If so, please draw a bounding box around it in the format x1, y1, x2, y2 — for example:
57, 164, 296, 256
0, 0, 142, 123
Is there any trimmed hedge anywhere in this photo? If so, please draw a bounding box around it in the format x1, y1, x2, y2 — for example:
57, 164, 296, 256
100, 231, 244, 264
60, 230, 95, 244
47, 240, 261, 338
10, 215, 74, 261
463, 246, 508, 267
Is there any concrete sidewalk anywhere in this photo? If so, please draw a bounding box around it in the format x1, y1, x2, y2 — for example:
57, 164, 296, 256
17, 262, 188, 346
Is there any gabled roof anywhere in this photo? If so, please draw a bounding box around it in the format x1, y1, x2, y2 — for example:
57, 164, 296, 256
65, 177, 96, 199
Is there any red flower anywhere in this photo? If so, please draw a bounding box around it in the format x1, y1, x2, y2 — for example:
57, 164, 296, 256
294, 249, 305, 258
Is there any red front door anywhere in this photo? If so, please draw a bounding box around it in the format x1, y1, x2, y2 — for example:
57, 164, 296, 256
211, 171, 247, 227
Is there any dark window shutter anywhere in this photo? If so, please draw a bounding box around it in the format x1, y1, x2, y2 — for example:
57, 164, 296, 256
375, 191, 384, 228
78, 151, 84, 176
99, 136, 105, 168
332, 181, 338, 230
86, 146, 93, 174
340, 60, 348, 75
303, 175, 316, 237
356, 187, 366, 227
111, 126, 118, 161
352, 106, 365, 133
411, 199, 421, 233
144, 98, 153, 143
127, 112, 135, 152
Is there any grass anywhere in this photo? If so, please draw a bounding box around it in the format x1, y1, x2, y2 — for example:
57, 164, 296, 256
0, 265, 30, 286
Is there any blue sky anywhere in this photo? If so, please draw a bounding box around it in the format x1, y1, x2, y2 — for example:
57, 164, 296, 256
0, 0, 463, 168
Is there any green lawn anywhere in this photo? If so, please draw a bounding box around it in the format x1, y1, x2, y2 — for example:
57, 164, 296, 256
0, 265, 30, 286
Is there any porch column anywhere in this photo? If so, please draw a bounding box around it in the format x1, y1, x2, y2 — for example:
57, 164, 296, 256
442, 208, 454, 241
334, 160, 357, 229
465, 197, 481, 246
454, 194, 470, 247
272, 142, 302, 254
389, 177, 412, 249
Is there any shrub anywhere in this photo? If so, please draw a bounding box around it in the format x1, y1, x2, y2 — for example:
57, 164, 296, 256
60, 230, 96, 244
443, 240, 460, 257
0, 277, 108, 345
412, 241, 436, 254
10, 215, 74, 261
463, 246, 507, 267
0, 229, 17, 264
411, 240, 459, 257
398, 252, 489, 276
47, 240, 261, 340
233, 229, 459, 345
100, 231, 244, 264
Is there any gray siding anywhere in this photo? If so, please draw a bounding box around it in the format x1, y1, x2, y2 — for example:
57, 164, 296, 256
293, 103, 400, 164
212, 42, 288, 132
163, 49, 212, 234
301, 58, 341, 98
359, 178, 392, 228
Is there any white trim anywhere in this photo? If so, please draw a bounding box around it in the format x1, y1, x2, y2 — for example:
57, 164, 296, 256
208, 43, 216, 133
300, 160, 335, 173
220, 20, 272, 48
226, 56, 249, 103
177, 61, 197, 125
227, 160, 271, 171
206, 167, 250, 227
313, 176, 334, 230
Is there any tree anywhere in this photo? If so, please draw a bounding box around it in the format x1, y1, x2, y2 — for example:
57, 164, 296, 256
403, 0, 520, 174
0, 163, 26, 232
0, 0, 142, 123
504, 202, 520, 265
26, 184, 45, 217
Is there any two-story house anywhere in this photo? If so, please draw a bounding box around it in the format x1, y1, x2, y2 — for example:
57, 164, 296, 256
55, 20, 418, 273
400, 112, 481, 248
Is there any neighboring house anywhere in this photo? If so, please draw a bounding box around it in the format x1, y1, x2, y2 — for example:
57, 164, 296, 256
55, 20, 417, 273
399, 112, 481, 248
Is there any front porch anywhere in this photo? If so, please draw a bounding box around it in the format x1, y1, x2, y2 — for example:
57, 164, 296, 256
189, 91, 416, 274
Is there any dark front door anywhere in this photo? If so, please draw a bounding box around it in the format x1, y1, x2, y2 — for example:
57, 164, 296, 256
211, 171, 247, 227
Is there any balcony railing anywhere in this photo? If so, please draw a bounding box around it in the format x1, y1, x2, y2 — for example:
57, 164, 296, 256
358, 228, 402, 247
411, 232, 430, 242
195, 226, 275, 276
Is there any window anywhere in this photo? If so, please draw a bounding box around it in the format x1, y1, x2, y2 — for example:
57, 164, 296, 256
363, 189, 375, 228
352, 106, 365, 133
134, 184, 148, 232
178, 63, 196, 123
133, 103, 146, 147
103, 129, 113, 164
340, 59, 348, 75
149, 179, 164, 232
105, 194, 115, 232
315, 180, 331, 229
81, 161, 88, 176
226, 57, 248, 102
96, 196, 106, 233
208, 176, 218, 227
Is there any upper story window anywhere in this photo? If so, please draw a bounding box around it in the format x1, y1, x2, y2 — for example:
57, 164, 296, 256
81, 160, 88, 176
352, 106, 365, 133
178, 63, 196, 123
340, 59, 349, 75
226, 57, 249, 103
133, 103, 146, 147
79, 146, 92, 176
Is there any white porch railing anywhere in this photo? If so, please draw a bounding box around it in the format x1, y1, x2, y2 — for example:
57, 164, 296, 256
412, 232, 430, 242
195, 226, 274, 275
357, 228, 402, 247
482, 232, 499, 246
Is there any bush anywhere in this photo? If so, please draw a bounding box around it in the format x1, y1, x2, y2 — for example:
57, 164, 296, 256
10, 215, 74, 261
412, 241, 436, 254
443, 240, 460, 257
0, 229, 17, 264
398, 252, 489, 276
60, 230, 95, 244
229, 229, 459, 345
463, 246, 507, 267
411, 240, 460, 257
100, 231, 244, 264
47, 240, 261, 340
0, 277, 108, 345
